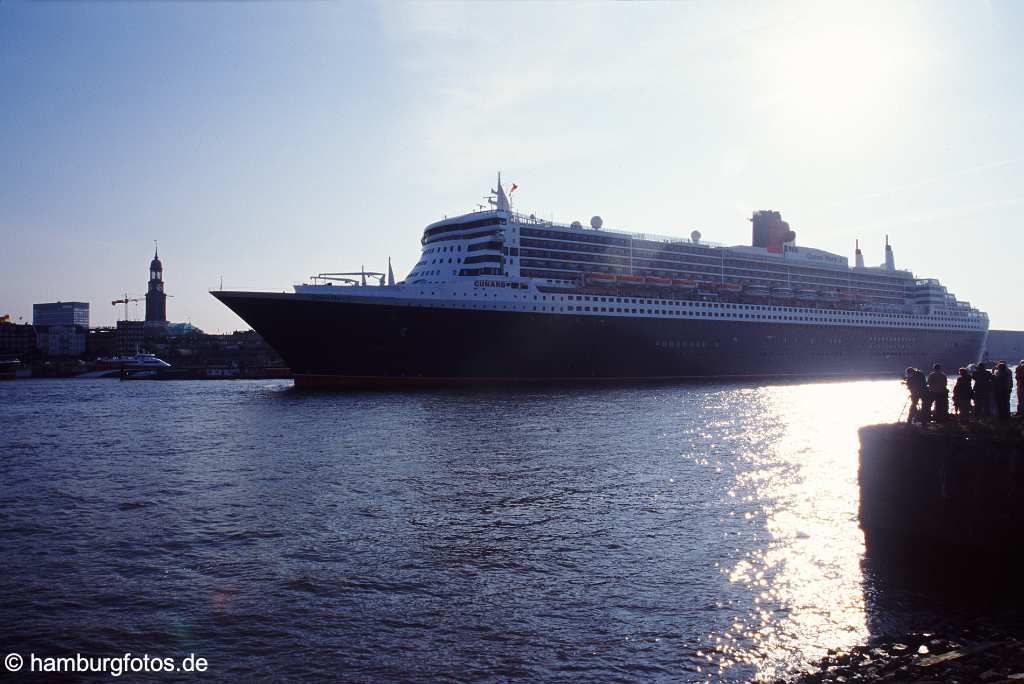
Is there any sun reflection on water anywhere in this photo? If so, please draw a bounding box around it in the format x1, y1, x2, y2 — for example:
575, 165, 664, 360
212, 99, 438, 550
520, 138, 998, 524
705, 379, 907, 681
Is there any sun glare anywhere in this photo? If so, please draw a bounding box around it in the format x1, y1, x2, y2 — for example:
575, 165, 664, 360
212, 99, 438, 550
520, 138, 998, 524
708, 379, 907, 680
752, 7, 921, 145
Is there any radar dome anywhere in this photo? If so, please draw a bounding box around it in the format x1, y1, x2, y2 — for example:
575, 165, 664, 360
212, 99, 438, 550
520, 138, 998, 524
570, 220, 582, 229
590, 216, 603, 230
690, 230, 702, 243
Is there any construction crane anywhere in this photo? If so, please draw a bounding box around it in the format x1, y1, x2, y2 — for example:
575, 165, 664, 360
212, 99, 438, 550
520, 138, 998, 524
112, 293, 144, 321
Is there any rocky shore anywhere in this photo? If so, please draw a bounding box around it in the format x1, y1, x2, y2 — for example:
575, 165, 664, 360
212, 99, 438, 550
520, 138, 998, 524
788, 630, 1024, 683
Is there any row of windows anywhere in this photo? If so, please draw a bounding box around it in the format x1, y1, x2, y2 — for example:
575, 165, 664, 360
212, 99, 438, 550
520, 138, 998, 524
424, 216, 505, 239
422, 228, 500, 246
395, 291, 984, 330
463, 254, 502, 265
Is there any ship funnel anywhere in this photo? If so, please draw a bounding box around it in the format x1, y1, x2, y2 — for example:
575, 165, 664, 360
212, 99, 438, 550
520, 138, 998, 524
884, 235, 895, 271
855, 239, 864, 269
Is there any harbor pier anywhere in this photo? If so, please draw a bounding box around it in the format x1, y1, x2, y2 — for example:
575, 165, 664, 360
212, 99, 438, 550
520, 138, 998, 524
859, 421, 1024, 574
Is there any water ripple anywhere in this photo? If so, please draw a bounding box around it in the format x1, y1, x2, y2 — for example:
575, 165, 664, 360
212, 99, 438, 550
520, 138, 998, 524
0, 378, 914, 681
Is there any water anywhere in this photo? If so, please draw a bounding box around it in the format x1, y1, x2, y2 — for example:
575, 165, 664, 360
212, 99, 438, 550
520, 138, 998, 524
0, 378, 980, 681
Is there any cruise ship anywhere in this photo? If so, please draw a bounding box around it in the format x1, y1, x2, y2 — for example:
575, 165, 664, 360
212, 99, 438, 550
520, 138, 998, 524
212, 177, 988, 387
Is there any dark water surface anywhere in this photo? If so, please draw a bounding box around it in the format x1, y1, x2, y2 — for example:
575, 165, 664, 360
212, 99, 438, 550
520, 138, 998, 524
0, 379, 977, 681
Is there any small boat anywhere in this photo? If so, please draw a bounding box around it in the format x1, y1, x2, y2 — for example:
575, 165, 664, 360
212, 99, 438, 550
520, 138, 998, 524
0, 358, 20, 380
586, 272, 617, 286
645, 276, 672, 287
671, 278, 697, 290
771, 287, 794, 298
745, 284, 770, 297
616, 274, 644, 284
796, 288, 818, 300
95, 353, 172, 371
718, 282, 742, 293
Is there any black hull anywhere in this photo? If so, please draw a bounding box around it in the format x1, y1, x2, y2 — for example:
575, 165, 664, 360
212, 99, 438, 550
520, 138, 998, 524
212, 292, 987, 387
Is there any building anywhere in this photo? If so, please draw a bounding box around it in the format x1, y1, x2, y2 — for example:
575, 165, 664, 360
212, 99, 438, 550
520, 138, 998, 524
983, 330, 1024, 363
33, 302, 89, 328
36, 325, 86, 357
85, 327, 118, 359
0, 321, 37, 358
145, 245, 168, 328
116, 320, 145, 355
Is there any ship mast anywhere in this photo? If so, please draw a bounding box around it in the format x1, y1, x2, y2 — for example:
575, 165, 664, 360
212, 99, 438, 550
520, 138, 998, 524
491, 172, 510, 213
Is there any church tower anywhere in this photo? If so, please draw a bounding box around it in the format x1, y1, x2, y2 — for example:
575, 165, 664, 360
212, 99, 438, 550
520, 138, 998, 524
145, 243, 168, 325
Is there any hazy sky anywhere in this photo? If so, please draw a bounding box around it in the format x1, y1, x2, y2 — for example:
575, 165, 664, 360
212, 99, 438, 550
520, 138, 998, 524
3, 1, 1022, 332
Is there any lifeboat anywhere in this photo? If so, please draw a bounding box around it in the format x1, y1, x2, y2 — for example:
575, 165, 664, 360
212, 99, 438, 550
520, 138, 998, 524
745, 284, 770, 297
645, 276, 672, 287
616, 274, 644, 285
771, 287, 794, 298
696, 281, 719, 296
586, 272, 617, 286
796, 288, 818, 300
718, 282, 742, 293
671, 278, 697, 290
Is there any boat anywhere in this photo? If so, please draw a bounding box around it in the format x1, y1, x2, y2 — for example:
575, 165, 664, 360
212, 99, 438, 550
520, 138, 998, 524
796, 288, 818, 300
718, 282, 742, 294
0, 358, 20, 380
586, 272, 617, 286
95, 353, 172, 372
772, 286, 794, 299
211, 176, 988, 386
744, 284, 770, 297
645, 276, 673, 287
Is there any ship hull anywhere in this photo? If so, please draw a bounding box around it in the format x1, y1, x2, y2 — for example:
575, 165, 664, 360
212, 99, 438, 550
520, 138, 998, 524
213, 292, 987, 387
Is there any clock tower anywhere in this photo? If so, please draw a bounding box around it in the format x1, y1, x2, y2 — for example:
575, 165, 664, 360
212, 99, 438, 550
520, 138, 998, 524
145, 243, 167, 325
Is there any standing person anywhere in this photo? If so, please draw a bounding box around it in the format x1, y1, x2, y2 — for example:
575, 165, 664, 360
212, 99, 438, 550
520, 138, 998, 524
973, 363, 993, 418
927, 364, 948, 421
953, 367, 973, 422
1016, 360, 1024, 416
904, 367, 926, 424
994, 361, 1013, 420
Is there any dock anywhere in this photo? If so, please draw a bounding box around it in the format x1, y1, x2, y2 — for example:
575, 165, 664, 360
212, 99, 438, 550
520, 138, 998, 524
859, 420, 1024, 568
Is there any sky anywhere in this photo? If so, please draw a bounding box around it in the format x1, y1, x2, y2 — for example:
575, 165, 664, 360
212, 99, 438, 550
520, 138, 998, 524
2, 1, 1022, 332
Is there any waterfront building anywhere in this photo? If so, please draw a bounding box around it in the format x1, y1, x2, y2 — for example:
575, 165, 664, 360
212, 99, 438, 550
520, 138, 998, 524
85, 327, 118, 359
33, 301, 89, 328
983, 330, 1024, 363
0, 321, 38, 358
116, 320, 145, 355
145, 245, 168, 329
36, 325, 86, 357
